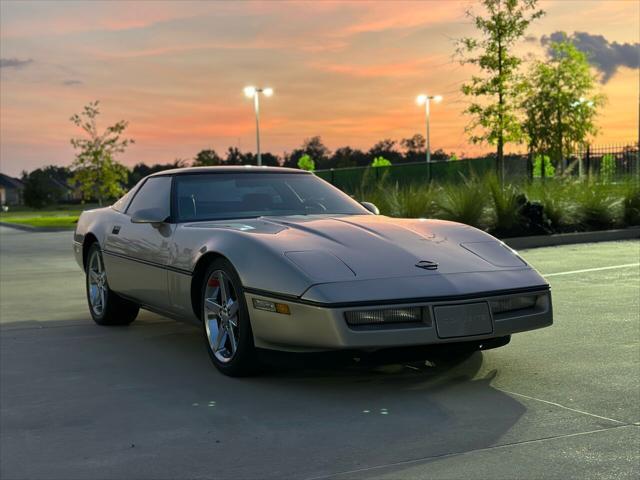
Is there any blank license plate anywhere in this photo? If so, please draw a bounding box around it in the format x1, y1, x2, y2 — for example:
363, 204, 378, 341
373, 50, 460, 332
434, 302, 493, 338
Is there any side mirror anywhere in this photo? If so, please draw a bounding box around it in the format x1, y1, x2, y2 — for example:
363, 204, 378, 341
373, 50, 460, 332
131, 208, 168, 225
360, 201, 380, 215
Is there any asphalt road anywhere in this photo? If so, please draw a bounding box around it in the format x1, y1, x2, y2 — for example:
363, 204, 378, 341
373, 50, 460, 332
1, 225, 639, 480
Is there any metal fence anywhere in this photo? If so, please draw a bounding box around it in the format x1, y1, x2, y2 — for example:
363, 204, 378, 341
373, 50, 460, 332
315, 143, 639, 192
315, 155, 529, 192
562, 143, 639, 178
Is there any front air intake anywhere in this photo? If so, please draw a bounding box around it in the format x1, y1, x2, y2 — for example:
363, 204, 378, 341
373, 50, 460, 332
345, 307, 430, 330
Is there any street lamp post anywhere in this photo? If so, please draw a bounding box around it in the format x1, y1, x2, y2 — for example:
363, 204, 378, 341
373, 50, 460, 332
244, 86, 273, 166
416, 94, 443, 180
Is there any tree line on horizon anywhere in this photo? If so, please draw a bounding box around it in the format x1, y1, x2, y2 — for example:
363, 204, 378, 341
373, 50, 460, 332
183, 134, 456, 169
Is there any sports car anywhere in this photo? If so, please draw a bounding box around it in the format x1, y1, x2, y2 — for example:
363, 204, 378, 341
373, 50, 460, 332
73, 166, 553, 376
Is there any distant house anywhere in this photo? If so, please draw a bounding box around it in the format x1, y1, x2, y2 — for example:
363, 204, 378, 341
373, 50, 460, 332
0, 173, 24, 206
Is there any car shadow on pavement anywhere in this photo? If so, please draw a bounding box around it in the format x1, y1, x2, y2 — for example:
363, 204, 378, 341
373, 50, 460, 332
0, 315, 526, 478
1, 317, 526, 480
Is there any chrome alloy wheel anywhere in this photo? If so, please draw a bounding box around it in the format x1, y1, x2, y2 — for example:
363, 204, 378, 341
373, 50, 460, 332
88, 249, 108, 316
204, 270, 240, 363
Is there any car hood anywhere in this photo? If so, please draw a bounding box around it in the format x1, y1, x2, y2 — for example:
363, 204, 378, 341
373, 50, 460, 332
189, 214, 533, 283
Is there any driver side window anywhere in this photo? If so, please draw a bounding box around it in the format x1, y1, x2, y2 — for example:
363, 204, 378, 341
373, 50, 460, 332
126, 176, 172, 219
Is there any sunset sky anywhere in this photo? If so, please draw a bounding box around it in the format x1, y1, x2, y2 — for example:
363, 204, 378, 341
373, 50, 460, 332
1, 0, 638, 177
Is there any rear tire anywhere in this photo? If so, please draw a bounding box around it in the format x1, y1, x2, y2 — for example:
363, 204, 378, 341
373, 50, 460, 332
85, 243, 139, 326
201, 258, 259, 377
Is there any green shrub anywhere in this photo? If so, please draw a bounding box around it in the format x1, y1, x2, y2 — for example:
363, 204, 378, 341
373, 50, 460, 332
575, 182, 620, 230
487, 175, 525, 235
371, 156, 391, 168
524, 179, 571, 230
354, 173, 635, 233
533, 154, 555, 178
298, 154, 315, 172
623, 184, 640, 226
600, 154, 616, 182
537, 192, 565, 230
357, 187, 391, 215
437, 176, 487, 228
356, 170, 437, 218
354, 168, 387, 212
386, 183, 438, 218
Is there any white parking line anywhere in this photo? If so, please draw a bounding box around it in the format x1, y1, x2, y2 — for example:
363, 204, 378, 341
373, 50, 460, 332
543, 263, 640, 277
498, 389, 627, 425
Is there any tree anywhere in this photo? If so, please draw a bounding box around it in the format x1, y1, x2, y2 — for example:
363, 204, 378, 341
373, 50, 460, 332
400, 134, 426, 162
225, 147, 245, 165
193, 149, 223, 166
401, 134, 426, 163
297, 154, 315, 171
302, 136, 330, 166
431, 148, 454, 162
457, 0, 544, 181
223, 147, 279, 166
401, 134, 426, 153
128, 159, 187, 187
330, 147, 368, 168
22, 167, 70, 208
259, 152, 281, 167
283, 137, 331, 169
522, 39, 605, 171
368, 139, 403, 164
69, 101, 132, 205
40, 166, 72, 186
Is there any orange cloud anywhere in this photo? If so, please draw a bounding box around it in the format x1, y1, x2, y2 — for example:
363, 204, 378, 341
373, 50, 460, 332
340, 1, 468, 35
311, 56, 448, 78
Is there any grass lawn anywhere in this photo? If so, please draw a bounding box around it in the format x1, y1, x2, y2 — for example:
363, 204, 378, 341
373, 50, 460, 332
0, 205, 98, 229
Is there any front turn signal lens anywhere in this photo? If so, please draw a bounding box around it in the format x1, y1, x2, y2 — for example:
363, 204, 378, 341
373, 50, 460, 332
275, 303, 290, 315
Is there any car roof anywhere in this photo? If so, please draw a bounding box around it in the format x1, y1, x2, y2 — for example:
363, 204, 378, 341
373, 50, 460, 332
149, 166, 310, 177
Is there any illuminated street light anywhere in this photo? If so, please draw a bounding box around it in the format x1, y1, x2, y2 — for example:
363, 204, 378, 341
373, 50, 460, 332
416, 94, 443, 167
244, 86, 274, 166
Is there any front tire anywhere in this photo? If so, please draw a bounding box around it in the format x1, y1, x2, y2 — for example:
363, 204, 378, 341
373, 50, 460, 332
85, 243, 139, 326
201, 258, 258, 377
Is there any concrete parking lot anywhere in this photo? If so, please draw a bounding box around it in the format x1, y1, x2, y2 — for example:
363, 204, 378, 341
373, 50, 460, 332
1, 225, 638, 479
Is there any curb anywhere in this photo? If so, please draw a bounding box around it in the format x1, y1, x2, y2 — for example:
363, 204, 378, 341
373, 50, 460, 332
0, 221, 74, 233
503, 227, 640, 250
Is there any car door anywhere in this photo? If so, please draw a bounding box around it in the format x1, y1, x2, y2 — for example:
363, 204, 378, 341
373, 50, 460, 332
102, 175, 175, 310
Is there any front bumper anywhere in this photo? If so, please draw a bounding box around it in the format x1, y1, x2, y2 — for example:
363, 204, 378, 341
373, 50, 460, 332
245, 288, 552, 352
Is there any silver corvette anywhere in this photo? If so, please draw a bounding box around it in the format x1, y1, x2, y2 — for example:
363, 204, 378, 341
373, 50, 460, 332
73, 166, 552, 376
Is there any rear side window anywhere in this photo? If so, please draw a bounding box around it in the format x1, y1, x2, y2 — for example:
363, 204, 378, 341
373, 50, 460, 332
126, 176, 172, 218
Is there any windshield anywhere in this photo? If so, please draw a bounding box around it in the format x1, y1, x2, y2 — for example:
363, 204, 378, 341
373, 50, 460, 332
174, 173, 369, 221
